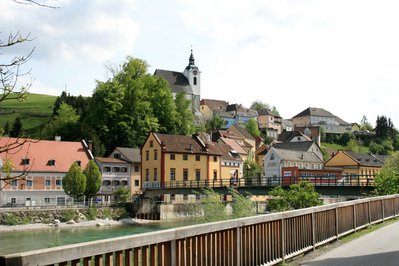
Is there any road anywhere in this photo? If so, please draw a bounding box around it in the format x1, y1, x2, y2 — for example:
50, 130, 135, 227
302, 221, 399, 266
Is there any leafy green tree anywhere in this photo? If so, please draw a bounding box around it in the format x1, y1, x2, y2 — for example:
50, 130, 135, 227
198, 188, 228, 222
206, 112, 225, 131
268, 181, 321, 212
346, 139, 360, 152
250, 101, 270, 112
83, 160, 102, 204
10, 116, 23, 137
174, 92, 195, 135
43, 102, 80, 141
360, 115, 373, 131
245, 118, 260, 137
373, 152, 399, 195
114, 187, 130, 203
62, 162, 86, 200
243, 160, 261, 178
228, 188, 256, 218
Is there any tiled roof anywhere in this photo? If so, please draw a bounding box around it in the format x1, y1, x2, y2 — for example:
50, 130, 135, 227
154, 133, 221, 155
272, 148, 322, 163
334, 116, 350, 126
154, 69, 193, 94
0, 137, 90, 173
255, 144, 269, 155
212, 142, 242, 162
257, 108, 281, 118
273, 141, 315, 152
371, 154, 389, 164
229, 124, 255, 141
277, 131, 311, 143
292, 107, 335, 119
95, 157, 128, 164
200, 99, 228, 112
345, 151, 384, 167
219, 137, 248, 155
115, 147, 140, 162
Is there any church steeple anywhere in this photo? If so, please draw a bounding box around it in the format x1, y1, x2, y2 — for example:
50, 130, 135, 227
186, 49, 198, 70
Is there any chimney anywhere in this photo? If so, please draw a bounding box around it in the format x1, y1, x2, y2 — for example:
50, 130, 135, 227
55, 136, 61, 142
189, 144, 193, 151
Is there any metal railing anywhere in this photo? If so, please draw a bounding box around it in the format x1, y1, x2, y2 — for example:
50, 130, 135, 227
143, 174, 376, 190
1, 194, 398, 266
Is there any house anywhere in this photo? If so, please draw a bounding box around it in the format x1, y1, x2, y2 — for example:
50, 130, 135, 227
292, 107, 352, 137
199, 99, 228, 119
263, 147, 324, 178
154, 50, 201, 112
0, 137, 92, 207
140, 132, 222, 188
212, 141, 242, 180
272, 141, 323, 161
324, 150, 385, 182
225, 104, 258, 125
255, 144, 269, 170
109, 147, 141, 194
257, 109, 282, 140
228, 124, 256, 161
293, 126, 321, 146
277, 131, 312, 143
95, 157, 130, 205
282, 119, 294, 132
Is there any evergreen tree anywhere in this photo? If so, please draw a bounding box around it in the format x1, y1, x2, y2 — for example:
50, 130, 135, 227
62, 162, 86, 200
10, 116, 23, 137
83, 160, 102, 203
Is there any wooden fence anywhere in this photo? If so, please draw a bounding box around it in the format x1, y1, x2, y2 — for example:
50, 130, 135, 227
1, 194, 398, 266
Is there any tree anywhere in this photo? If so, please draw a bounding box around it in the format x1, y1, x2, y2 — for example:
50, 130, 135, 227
83, 57, 182, 152
83, 160, 102, 204
245, 118, 260, 137
228, 188, 256, 218
174, 92, 195, 135
375, 115, 396, 140
373, 152, 399, 195
114, 187, 130, 203
3, 121, 10, 136
43, 102, 80, 140
10, 116, 23, 137
268, 181, 321, 212
205, 112, 225, 131
360, 115, 373, 131
250, 100, 279, 115
198, 188, 228, 222
62, 162, 86, 201
346, 139, 360, 152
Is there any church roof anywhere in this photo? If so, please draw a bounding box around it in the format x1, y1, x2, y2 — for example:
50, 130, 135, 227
154, 69, 193, 94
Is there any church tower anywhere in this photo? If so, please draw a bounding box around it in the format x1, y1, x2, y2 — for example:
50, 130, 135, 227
183, 50, 201, 111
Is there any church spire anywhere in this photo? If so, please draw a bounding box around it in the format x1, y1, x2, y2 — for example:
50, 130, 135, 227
185, 49, 198, 70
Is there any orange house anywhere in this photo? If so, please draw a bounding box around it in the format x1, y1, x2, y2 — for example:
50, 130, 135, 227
0, 137, 92, 207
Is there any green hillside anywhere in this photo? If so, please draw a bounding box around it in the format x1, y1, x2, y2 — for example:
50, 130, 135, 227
0, 93, 57, 137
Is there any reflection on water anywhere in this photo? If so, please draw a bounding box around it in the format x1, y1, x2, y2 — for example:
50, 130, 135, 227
0, 219, 200, 255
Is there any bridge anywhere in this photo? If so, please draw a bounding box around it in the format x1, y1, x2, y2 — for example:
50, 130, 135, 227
1, 194, 397, 266
142, 174, 376, 198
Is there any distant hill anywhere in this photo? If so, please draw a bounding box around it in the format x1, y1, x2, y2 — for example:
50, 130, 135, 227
0, 93, 57, 137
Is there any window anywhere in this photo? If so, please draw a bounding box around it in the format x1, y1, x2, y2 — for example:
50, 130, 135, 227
48, 159, 56, 166
195, 155, 201, 161
134, 165, 140, 172
114, 153, 121, 159
145, 151, 149, 161
195, 169, 201, 181
11, 180, 17, 187
75, 160, 81, 166
103, 166, 111, 172
170, 168, 176, 181
56, 180, 62, 186
154, 150, 158, 160
154, 168, 158, 181
44, 198, 50, 204
26, 180, 33, 187
213, 170, 217, 180
193, 77, 197, 85
11, 198, 16, 204
113, 167, 120, 172
121, 167, 128, 173
183, 154, 188, 161
45, 180, 51, 186
170, 153, 175, 160
183, 169, 189, 181
21, 158, 30, 165
145, 169, 149, 181
213, 156, 217, 162
134, 180, 140, 187
149, 140, 154, 147
103, 180, 111, 186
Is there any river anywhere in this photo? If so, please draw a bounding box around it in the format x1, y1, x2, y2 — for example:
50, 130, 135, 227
0, 219, 198, 255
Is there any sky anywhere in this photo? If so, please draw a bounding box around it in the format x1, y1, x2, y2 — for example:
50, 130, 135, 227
2, 0, 399, 127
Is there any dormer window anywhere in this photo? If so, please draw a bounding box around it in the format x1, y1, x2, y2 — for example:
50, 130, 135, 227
75, 160, 81, 166
48, 159, 56, 166
21, 158, 30, 165
114, 153, 121, 159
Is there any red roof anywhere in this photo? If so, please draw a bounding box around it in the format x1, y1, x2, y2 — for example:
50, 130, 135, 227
0, 138, 91, 173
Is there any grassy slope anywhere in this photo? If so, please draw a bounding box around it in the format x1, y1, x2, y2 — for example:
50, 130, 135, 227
0, 93, 57, 136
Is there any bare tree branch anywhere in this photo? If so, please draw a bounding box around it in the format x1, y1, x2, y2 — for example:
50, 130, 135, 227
12, 0, 59, 9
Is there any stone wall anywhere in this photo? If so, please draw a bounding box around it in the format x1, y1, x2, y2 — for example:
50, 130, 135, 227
0, 207, 126, 225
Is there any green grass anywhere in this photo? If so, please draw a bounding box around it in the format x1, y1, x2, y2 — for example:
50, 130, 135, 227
322, 142, 369, 154
0, 93, 57, 137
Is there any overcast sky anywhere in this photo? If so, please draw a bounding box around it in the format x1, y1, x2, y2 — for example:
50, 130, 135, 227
2, 0, 399, 127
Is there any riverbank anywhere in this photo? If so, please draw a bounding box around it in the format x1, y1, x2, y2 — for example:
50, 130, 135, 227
0, 218, 154, 232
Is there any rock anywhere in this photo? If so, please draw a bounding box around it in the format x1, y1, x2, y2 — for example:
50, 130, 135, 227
54, 219, 61, 224
96, 223, 104, 227
54, 223, 60, 227
66, 220, 75, 225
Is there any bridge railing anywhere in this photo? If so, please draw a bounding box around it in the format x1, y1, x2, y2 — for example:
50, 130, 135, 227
1, 194, 398, 266
143, 174, 376, 190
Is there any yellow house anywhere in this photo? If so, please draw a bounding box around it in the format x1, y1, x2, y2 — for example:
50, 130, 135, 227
324, 150, 386, 182
141, 132, 223, 188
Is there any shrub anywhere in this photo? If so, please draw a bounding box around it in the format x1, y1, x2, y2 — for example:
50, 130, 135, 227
61, 209, 77, 222
87, 207, 97, 220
